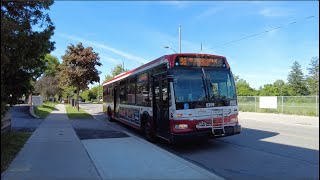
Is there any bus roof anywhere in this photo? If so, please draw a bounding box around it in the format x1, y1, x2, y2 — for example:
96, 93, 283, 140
102, 53, 227, 86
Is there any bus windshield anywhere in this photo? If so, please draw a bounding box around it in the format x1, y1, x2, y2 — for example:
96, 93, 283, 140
172, 68, 236, 105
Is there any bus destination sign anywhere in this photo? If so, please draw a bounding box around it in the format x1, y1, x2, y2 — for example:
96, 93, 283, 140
176, 56, 225, 68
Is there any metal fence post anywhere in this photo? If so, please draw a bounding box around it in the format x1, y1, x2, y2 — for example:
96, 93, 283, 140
255, 96, 257, 112
281, 96, 284, 114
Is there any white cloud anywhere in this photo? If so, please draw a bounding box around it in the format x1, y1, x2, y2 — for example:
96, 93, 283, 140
158, 1, 191, 8
57, 33, 148, 64
195, 7, 224, 20
259, 8, 294, 18
99, 55, 119, 65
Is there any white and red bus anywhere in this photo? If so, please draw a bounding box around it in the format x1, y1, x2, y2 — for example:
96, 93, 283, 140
103, 53, 241, 143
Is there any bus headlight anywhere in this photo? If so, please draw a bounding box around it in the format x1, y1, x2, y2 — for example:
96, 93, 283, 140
230, 117, 238, 123
175, 124, 188, 129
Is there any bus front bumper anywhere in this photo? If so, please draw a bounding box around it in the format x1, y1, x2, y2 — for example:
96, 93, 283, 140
171, 124, 241, 143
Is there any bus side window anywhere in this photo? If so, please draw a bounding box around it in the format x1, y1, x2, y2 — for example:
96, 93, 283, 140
127, 76, 136, 104
108, 85, 113, 103
119, 80, 127, 104
136, 73, 148, 106
103, 85, 108, 102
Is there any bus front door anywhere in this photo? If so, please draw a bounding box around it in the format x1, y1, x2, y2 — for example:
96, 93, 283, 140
153, 74, 169, 135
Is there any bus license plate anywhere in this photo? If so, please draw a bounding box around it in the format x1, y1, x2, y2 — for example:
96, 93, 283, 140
206, 103, 215, 107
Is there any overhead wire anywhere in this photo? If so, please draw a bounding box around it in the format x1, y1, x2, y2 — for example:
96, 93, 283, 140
200, 15, 317, 53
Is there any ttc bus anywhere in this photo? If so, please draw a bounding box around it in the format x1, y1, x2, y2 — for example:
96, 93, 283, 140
103, 53, 241, 143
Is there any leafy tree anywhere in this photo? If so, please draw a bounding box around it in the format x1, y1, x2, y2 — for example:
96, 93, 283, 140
61, 86, 76, 102
35, 75, 61, 100
44, 54, 60, 76
259, 80, 291, 96
236, 78, 257, 96
34, 54, 61, 101
81, 89, 96, 102
1, 1, 55, 114
306, 57, 319, 95
273, 80, 291, 96
287, 61, 309, 96
104, 64, 128, 82
91, 85, 102, 100
59, 43, 101, 111
259, 84, 278, 96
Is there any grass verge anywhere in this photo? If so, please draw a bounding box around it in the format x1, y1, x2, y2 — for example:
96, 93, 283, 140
34, 101, 57, 119
1, 132, 31, 173
65, 105, 93, 118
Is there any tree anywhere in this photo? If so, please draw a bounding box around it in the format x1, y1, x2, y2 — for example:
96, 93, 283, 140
61, 86, 76, 103
34, 54, 61, 100
91, 85, 102, 100
273, 80, 290, 96
259, 84, 278, 96
104, 64, 128, 82
287, 61, 309, 96
35, 75, 61, 100
44, 54, 60, 76
1, 1, 55, 114
81, 89, 96, 102
236, 78, 257, 96
259, 80, 291, 96
59, 43, 101, 111
306, 57, 319, 95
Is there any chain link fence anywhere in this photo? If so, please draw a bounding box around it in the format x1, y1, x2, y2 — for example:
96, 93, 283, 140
238, 96, 319, 117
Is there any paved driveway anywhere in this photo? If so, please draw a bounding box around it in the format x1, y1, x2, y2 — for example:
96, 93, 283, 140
10, 104, 42, 131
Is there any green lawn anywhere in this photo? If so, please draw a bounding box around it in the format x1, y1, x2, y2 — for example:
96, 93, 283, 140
239, 102, 319, 116
34, 101, 57, 119
65, 105, 93, 118
1, 132, 31, 173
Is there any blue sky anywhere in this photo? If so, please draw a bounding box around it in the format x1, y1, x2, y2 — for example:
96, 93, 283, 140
49, 1, 319, 89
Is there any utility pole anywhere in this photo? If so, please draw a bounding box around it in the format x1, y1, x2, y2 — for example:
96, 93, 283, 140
98, 78, 100, 101
179, 25, 181, 53
201, 43, 202, 53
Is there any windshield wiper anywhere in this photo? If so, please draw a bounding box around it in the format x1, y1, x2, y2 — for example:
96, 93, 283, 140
201, 68, 209, 100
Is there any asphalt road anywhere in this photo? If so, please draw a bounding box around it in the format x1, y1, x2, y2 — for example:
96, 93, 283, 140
80, 103, 319, 180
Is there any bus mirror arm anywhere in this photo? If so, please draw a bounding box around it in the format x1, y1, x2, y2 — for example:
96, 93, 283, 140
167, 75, 174, 82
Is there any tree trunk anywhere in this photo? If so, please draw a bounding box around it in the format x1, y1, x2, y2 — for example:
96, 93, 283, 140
77, 87, 80, 111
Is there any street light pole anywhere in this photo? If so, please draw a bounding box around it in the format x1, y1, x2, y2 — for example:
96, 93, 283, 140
98, 79, 100, 102
179, 25, 181, 53
163, 46, 177, 54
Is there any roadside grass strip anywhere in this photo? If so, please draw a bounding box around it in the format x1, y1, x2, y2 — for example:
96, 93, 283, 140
65, 105, 93, 119
34, 101, 56, 119
1, 132, 31, 173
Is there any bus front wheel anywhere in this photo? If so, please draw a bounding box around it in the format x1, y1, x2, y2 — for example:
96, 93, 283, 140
143, 118, 156, 143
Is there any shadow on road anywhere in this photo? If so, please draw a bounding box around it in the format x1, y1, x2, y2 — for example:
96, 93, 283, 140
11, 104, 42, 132
155, 127, 318, 180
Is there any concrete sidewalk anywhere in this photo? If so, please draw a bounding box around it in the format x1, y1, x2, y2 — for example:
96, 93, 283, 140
2, 104, 224, 180
1, 104, 101, 180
